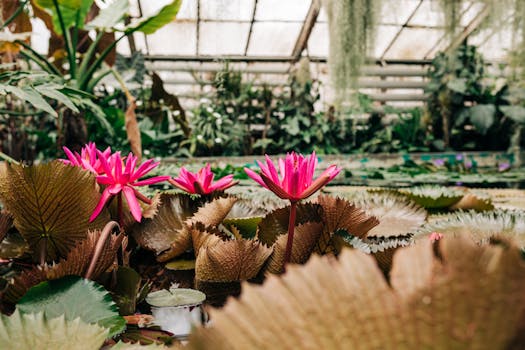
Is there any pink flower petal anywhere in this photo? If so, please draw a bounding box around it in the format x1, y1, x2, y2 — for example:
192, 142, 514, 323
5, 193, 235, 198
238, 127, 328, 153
96, 175, 114, 185
208, 175, 236, 192
169, 177, 194, 193
133, 175, 171, 187
122, 186, 142, 222
244, 168, 267, 188
90, 188, 112, 222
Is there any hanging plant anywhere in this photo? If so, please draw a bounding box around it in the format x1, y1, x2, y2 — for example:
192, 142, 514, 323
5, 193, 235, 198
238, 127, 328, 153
323, 0, 380, 104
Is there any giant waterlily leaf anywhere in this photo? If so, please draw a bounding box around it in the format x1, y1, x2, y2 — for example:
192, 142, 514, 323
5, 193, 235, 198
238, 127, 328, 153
401, 185, 464, 209
188, 196, 237, 228
257, 203, 322, 247
223, 200, 265, 239
0, 211, 13, 243
353, 193, 426, 238
264, 222, 323, 274
0, 310, 107, 350
196, 238, 272, 282
2, 229, 120, 304
188, 234, 525, 349
0, 161, 110, 262
315, 195, 379, 254
415, 210, 525, 248
131, 193, 202, 262
17, 275, 126, 337
449, 190, 494, 211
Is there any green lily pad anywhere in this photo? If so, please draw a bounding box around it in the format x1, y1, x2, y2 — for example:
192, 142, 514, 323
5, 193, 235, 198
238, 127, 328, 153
17, 275, 126, 338
223, 217, 262, 239
165, 259, 196, 271
146, 287, 205, 307
0, 310, 107, 350
402, 186, 463, 209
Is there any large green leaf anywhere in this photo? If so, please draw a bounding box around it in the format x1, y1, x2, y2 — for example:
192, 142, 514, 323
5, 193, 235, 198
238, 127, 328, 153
85, 0, 129, 30
468, 104, 496, 134
500, 105, 525, 124
0, 310, 107, 350
1, 84, 57, 116
17, 276, 126, 337
0, 161, 110, 261
33, 0, 94, 33
35, 85, 79, 113
125, 0, 181, 34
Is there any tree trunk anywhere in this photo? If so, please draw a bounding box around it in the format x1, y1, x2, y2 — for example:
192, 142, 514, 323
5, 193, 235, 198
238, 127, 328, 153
62, 109, 88, 153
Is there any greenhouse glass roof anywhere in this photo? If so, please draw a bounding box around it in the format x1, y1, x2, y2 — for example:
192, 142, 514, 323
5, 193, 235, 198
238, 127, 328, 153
109, 0, 512, 61
29, 0, 515, 106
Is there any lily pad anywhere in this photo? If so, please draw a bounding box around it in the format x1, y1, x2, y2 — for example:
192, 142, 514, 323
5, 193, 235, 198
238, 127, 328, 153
17, 276, 126, 337
402, 186, 463, 209
0, 161, 110, 261
165, 259, 196, 271
0, 310, 107, 350
146, 287, 206, 307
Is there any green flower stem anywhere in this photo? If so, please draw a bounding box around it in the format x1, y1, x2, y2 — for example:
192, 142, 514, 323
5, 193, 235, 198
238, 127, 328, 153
283, 200, 298, 271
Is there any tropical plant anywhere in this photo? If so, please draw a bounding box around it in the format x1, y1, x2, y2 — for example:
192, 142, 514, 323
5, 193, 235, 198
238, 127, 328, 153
4, 0, 182, 153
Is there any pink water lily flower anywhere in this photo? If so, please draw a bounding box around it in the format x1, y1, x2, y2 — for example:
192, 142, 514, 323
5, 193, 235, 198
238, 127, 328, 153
90, 152, 170, 223
61, 142, 111, 175
244, 151, 340, 271
169, 164, 238, 195
244, 151, 341, 202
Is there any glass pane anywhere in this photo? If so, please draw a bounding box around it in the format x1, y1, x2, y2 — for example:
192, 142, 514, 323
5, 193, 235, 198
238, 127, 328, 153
177, 0, 198, 20
374, 24, 401, 57
139, 0, 175, 17
307, 22, 328, 57
199, 22, 250, 55
255, 0, 310, 21
200, 0, 254, 21
380, 0, 421, 25
383, 27, 442, 59
147, 22, 197, 55
408, 0, 444, 27
247, 22, 302, 56
460, 2, 485, 26
470, 26, 513, 61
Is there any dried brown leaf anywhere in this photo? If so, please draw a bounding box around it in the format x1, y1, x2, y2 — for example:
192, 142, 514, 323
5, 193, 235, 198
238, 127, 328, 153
264, 222, 323, 274
315, 195, 379, 254
257, 203, 322, 247
131, 193, 201, 261
188, 197, 238, 227
188, 234, 525, 349
195, 239, 272, 282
